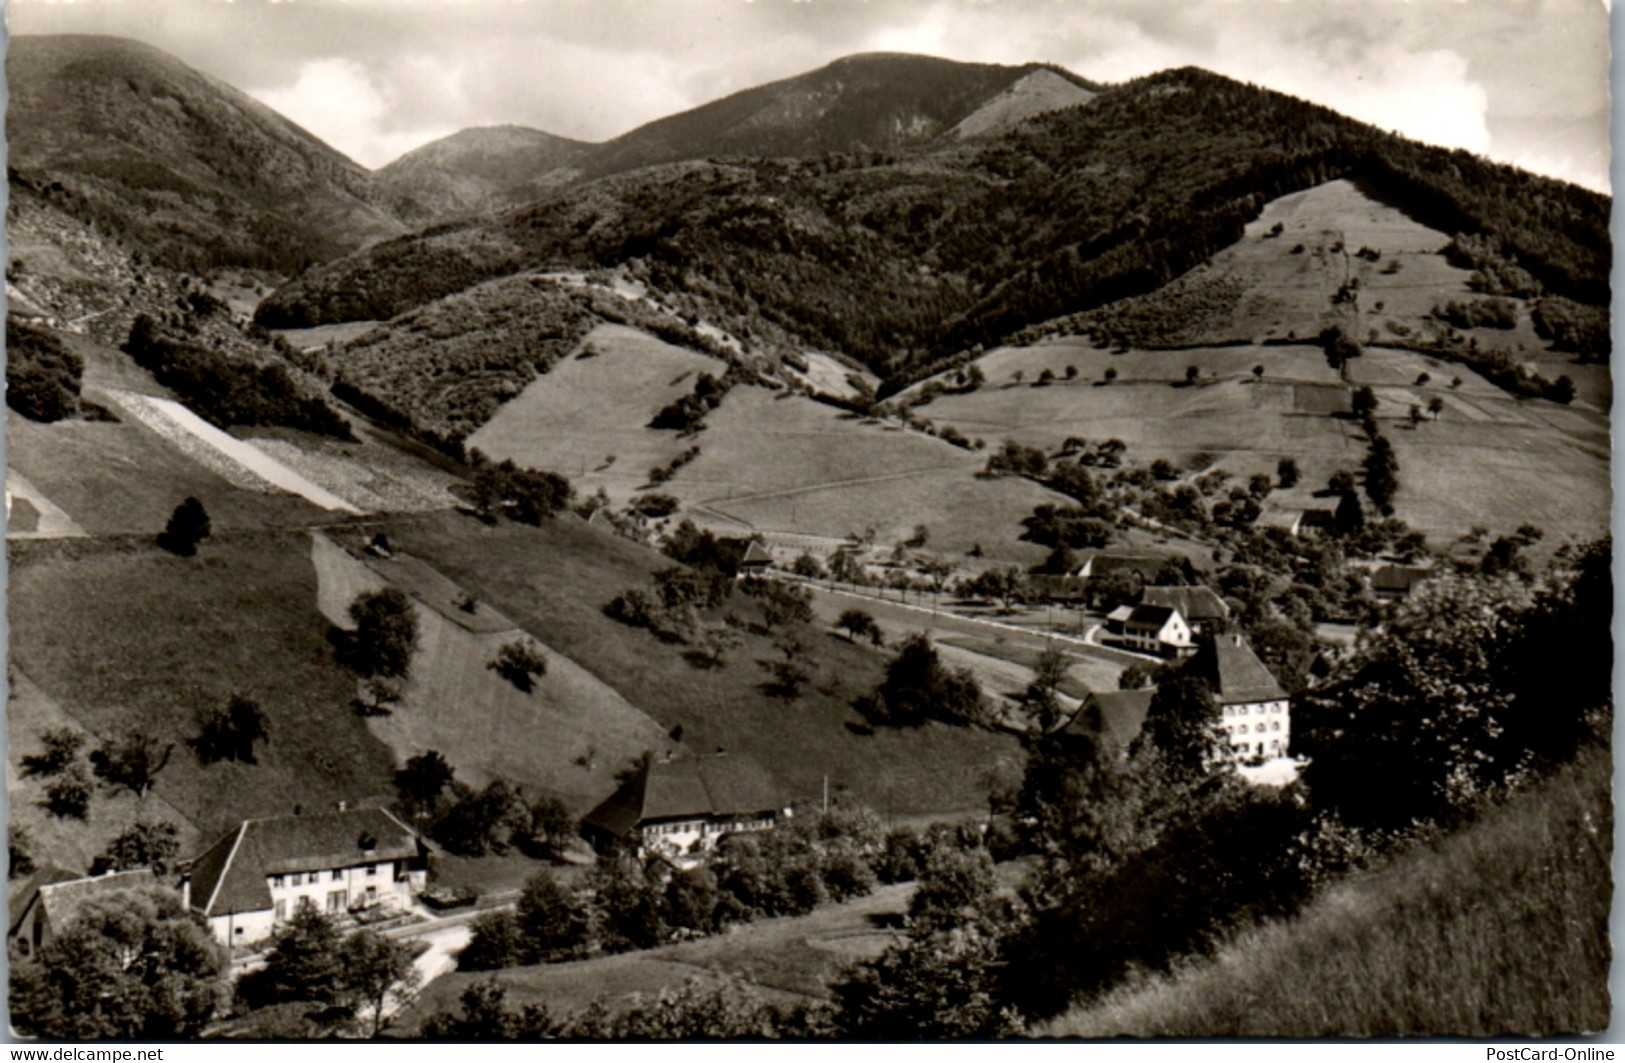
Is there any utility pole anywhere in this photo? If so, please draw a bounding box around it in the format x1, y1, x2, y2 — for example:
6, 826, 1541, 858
822, 775, 829, 814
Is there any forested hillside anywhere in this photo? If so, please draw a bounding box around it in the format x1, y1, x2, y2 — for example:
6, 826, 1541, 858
259, 67, 1610, 389
6, 35, 404, 273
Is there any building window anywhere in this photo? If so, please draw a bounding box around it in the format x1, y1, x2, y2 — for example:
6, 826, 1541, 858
365, 885, 377, 903
235, 927, 244, 936
366, 864, 377, 877
274, 900, 286, 922
327, 890, 347, 913
270, 875, 285, 889
297, 896, 315, 914
333, 869, 344, 882
290, 872, 303, 887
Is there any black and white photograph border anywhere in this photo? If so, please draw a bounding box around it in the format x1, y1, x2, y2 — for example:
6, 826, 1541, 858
0, 0, 1616, 1045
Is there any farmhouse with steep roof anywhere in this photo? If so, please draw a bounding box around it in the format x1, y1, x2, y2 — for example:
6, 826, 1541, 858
581, 752, 786, 867
1183, 633, 1291, 759
1140, 585, 1230, 634
1121, 603, 1195, 657
183, 806, 428, 946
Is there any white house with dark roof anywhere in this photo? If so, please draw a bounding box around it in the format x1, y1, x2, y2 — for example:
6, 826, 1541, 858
183, 807, 428, 946
1139, 585, 1230, 635
1121, 603, 1194, 657
581, 752, 786, 867
1183, 633, 1291, 759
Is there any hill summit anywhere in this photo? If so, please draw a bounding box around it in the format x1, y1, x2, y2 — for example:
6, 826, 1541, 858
6, 34, 405, 272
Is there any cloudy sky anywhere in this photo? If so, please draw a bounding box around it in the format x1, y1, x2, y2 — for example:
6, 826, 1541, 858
7, 0, 1613, 192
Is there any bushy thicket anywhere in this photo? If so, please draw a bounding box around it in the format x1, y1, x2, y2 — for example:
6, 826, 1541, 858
452, 809, 986, 975
6, 318, 82, 422
123, 314, 353, 438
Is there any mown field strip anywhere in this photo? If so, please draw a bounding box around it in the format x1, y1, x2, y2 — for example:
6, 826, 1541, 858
107, 389, 363, 512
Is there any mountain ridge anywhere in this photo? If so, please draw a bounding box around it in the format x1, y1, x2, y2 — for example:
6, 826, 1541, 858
6, 33, 406, 272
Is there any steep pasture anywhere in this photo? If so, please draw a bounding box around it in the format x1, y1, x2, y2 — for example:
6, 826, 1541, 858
6, 400, 328, 536
7, 667, 203, 875
466, 323, 726, 491
309, 533, 668, 811
7, 533, 398, 842
1045, 749, 1613, 1037
376, 510, 1023, 817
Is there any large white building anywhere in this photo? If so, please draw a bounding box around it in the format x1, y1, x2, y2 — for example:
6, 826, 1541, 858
183, 806, 428, 947
1184, 633, 1291, 759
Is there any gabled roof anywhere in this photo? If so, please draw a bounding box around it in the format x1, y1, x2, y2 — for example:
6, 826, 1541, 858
739, 541, 773, 567
1065, 689, 1156, 748
1124, 603, 1178, 629
8, 867, 78, 937
1141, 585, 1230, 622
38, 869, 158, 930
583, 753, 783, 838
1371, 564, 1432, 592
188, 807, 421, 917
1183, 634, 1286, 705
1106, 604, 1135, 623
1082, 553, 1167, 581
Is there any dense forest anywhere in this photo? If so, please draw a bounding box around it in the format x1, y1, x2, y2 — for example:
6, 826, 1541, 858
259, 68, 1610, 393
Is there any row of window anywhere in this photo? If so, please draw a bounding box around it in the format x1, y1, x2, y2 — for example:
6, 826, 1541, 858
1229, 721, 1283, 734
272, 886, 379, 922
270, 865, 380, 890
1222, 703, 1285, 717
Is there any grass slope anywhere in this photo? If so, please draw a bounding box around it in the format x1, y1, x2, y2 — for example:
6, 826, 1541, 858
7, 532, 398, 842
1045, 748, 1613, 1037
7, 667, 203, 874
907, 181, 1610, 544
377, 510, 1022, 817
309, 531, 669, 812
466, 322, 725, 484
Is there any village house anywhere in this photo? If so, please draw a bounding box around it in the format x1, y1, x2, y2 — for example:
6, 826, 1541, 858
8, 868, 155, 956
1182, 633, 1291, 759
1076, 552, 1168, 585
1370, 563, 1433, 600
1257, 505, 1336, 538
1063, 689, 1156, 750
1139, 585, 1230, 635
183, 806, 429, 947
736, 540, 775, 575
581, 751, 786, 867
1119, 603, 1195, 657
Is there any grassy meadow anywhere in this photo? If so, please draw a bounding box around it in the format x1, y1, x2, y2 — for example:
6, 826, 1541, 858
377, 510, 1023, 817
7, 532, 398, 842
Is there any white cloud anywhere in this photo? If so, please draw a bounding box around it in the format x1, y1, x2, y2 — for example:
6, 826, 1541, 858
251, 56, 458, 167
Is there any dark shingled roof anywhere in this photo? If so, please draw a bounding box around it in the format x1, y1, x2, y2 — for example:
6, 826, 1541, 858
188, 807, 420, 917
38, 869, 158, 930
1371, 564, 1433, 593
1125, 603, 1177, 629
1141, 585, 1230, 622
8, 867, 78, 937
1084, 553, 1168, 581
740, 541, 774, 567
1065, 689, 1156, 748
1183, 634, 1286, 705
582, 753, 783, 838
